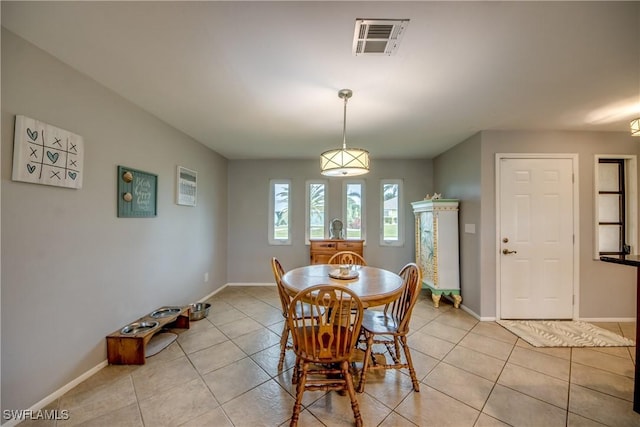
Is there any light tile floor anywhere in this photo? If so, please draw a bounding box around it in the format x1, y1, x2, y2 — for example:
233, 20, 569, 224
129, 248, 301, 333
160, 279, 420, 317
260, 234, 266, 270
21, 286, 640, 426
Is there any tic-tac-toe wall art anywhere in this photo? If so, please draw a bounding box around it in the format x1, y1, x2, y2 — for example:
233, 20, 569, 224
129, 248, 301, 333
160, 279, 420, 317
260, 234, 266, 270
12, 115, 84, 189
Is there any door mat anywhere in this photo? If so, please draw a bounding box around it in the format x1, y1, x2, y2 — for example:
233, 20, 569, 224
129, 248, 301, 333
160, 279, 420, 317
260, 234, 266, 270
497, 320, 635, 348
145, 332, 178, 358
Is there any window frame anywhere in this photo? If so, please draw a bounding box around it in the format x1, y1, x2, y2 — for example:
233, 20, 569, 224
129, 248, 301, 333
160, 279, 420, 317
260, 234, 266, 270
594, 155, 637, 259
305, 179, 328, 244
380, 179, 404, 246
268, 179, 292, 245
342, 180, 365, 241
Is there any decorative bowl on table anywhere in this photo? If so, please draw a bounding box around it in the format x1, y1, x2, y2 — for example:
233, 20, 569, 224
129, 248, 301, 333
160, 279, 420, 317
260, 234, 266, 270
329, 266, 359, 280
189, 302, 211, 321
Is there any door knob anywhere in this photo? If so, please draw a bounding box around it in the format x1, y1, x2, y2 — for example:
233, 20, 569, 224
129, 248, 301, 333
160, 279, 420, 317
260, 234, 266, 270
502, 249, 517, 255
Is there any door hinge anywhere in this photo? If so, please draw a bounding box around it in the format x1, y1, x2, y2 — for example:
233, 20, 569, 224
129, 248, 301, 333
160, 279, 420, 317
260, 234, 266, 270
573, 295, 575, 305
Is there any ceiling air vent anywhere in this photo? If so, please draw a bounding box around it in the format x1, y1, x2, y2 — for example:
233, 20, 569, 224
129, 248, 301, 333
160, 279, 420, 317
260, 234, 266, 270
352, 19, 409, 56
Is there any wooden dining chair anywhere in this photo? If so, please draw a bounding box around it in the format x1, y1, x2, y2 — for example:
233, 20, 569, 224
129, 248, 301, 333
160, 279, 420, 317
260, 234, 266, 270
356, 262, 422, 393
327, 250, 367, 266
270, 257, 293, 372
271, 257, 325, 379
287, 284, 364, 427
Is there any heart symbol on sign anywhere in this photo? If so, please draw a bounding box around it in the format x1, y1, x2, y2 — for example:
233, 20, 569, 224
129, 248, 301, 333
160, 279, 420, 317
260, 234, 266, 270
47, 151, 59, 164
26, 128, 38, 141
27, 164, 36, 174
69, 172, 77, 180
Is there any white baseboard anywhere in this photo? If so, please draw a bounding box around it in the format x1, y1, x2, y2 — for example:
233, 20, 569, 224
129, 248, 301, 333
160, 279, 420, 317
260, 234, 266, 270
198, 284, 229, 302
458, 304, 496, 322
1, 360, 108, 427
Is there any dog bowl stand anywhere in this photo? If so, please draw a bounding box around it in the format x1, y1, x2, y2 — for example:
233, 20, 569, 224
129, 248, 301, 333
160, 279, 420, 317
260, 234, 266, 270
106, 306, 190, 365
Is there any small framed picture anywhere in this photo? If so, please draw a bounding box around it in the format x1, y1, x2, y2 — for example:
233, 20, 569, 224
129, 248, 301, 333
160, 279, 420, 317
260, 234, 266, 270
176, 166, 197, 206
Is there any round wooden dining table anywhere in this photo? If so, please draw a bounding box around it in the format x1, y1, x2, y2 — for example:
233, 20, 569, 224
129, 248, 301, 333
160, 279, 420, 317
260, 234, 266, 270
281, 264, 404, 308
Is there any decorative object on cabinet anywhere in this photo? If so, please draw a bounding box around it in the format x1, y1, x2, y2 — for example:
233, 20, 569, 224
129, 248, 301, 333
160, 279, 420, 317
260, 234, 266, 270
12, 115, 84, 189
310, 239, 364, 264
411, 198, 461, 308
117, 166, 158, 218
329, 218, 344, 239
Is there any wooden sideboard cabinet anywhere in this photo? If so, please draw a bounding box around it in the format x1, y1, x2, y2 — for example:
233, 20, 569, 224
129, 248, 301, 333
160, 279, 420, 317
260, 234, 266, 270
309, 239, 364, 264
411, 199, 461, 308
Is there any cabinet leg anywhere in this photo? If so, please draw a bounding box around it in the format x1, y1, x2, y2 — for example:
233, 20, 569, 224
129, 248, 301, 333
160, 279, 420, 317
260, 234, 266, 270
452, 295, 462, 309
431, 293, 441, 308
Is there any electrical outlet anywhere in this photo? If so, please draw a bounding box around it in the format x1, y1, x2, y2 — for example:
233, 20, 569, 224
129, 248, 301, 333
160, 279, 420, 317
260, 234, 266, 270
204, 272, 209, 282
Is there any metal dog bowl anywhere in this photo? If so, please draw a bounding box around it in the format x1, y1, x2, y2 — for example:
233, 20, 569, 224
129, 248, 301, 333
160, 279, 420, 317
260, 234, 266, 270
189, 302, 211, 321
150, 306, 182, 319
120, 321, 159, 335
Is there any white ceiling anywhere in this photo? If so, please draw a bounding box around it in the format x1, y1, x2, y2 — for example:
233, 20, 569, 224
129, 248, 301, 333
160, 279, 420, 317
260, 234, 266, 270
2, 1, 639, 160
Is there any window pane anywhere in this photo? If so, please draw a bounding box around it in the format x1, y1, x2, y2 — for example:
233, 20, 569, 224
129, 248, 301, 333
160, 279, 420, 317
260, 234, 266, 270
598, 163, 620, 192
309, 183, 325, 239
274, 183, 289, 240
599, 224, 622, 252
346, 183, 362, 239
383, 183, 399, 241
598, 194, 621, 223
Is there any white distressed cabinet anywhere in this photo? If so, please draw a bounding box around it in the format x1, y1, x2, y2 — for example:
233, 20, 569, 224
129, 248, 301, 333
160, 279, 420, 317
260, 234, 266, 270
411, 199, 461, 308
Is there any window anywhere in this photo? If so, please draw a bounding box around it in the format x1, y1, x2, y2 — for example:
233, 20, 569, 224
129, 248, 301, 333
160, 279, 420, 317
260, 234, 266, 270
269, 179, 291, 245
594, 155, 637, 259
306, 180, 327, 243
343, 180, 365, 240
381, 179, 403, 246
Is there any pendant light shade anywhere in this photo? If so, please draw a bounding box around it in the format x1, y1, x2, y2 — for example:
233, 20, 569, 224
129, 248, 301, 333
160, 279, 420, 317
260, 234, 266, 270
321, 89, 370, 176
631, 118, 640, 136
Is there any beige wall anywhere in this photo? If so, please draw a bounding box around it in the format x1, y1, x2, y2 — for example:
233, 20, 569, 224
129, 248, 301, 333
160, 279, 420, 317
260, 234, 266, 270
433, 133, 482, 315
1, 29, 228, 412
227, 158, 434, 281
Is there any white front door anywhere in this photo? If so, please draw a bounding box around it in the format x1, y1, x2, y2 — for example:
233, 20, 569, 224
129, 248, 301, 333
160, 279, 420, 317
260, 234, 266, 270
498, 156, 575, 319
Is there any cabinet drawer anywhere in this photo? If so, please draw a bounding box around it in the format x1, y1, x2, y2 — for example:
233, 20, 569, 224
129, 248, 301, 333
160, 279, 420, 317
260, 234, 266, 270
310, 241, 338, 252
337, 241, 363, 251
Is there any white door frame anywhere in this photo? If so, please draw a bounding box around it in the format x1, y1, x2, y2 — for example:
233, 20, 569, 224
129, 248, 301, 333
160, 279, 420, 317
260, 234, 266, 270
495, 153, 580, 320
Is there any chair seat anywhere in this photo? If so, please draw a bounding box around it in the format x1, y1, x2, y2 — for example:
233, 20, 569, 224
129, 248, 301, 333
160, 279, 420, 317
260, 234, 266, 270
361, 310, 402, 335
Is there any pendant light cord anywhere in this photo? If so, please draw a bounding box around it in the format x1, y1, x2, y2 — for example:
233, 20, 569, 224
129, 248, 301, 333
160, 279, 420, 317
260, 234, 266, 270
342, 95, 348, 150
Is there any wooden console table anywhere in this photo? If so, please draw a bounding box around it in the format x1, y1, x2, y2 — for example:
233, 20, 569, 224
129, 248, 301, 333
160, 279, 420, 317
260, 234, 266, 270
599, 255, 640, 414
106, 306, 190, 365
309, 239, 364, 265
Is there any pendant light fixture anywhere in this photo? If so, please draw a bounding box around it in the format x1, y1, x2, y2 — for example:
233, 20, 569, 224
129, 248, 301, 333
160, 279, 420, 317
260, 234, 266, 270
320, 89, 370, 176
